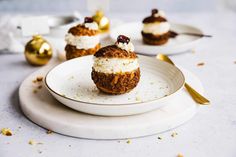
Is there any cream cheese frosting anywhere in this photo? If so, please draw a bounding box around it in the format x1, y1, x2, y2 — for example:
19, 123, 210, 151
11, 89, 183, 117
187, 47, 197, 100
143, 22, 170, 35
153, 10, 166, 18
93, 57, 139, 74
115, 42, 134, 52
84, 22, 99, 30
65, 33, 99, 49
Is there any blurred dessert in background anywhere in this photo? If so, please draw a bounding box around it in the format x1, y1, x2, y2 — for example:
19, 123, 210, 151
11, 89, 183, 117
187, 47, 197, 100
141, 9, 170, 45
65, 17, 100, 60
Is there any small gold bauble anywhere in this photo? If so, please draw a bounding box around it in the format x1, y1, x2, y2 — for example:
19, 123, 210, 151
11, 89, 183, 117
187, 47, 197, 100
24, 35, 53, 66
92, 10, 110, 33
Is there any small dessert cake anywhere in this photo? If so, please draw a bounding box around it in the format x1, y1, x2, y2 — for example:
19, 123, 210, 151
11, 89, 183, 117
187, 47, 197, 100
91, 35, 140, 94
65, 17, 101, 60
141, 9, 170, 45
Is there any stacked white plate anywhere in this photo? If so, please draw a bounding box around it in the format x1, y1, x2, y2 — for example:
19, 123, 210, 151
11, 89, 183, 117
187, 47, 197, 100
19, 56, 203, 139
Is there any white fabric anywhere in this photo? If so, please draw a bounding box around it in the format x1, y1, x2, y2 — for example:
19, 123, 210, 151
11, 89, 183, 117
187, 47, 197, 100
0, 15, 24, 53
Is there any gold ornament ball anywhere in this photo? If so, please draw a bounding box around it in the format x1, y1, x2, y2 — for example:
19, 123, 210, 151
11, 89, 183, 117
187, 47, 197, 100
24, 35, 53, 66
92, 10, 110, 33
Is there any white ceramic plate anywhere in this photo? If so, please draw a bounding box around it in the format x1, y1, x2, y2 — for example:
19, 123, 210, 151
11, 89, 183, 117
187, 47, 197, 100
110, 22, 204, 55
45, 55, 185, 116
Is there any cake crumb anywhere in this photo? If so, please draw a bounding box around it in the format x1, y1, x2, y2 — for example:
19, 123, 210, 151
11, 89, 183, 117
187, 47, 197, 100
126, 139, 131, 144
69, 76, 74, 80
28, 139, 36, 145
1, 128, 13, 136
197, 62, 205, 66
37, 150, 42, 154
46, 130, 53, 134
38, 85, 43, 89
177, 153, 184, 157
157, 136, 162, 140
171, 132, 178, 137
136, 96, 142, 102
36, 76, 43, 82
33, 89, 38, 94
32, 80, 37, 83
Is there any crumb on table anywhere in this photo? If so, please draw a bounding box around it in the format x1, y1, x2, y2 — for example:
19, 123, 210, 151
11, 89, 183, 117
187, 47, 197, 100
1, 128, 13, 136
177, 153, 184, 157
126, 139, 131, 144
157, 136, 162, 140
33, 89, 38, 93
38, 150, 42, 154
197, 62, 205, 66
28, 139, 36, 145
36, 76, 43, 82
46, 130, 53, 134
38, 85, 43, 89
32, 80, 37, 83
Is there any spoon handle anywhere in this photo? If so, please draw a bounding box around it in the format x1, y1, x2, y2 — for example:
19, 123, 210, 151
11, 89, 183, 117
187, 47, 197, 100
169, 30, 212, 38
156, 54, 210, 105
180, 32, 212, 38
184, 83, 210, 105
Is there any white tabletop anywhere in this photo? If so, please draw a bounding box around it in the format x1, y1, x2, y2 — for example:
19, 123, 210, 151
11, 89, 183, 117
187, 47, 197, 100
0, 12, 236, 157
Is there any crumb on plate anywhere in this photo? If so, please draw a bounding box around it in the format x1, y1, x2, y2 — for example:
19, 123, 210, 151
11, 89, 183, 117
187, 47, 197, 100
171, 132, 178, 137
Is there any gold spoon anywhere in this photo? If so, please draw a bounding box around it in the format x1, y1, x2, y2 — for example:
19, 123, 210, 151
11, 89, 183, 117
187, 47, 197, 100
156, 54, 210, 105
169, 30, 212, 38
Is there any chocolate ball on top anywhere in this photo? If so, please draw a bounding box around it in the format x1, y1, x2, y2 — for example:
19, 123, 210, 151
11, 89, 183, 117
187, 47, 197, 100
91, 35, 140, 94
65, 17, 101, 60
141, 8, 171, 45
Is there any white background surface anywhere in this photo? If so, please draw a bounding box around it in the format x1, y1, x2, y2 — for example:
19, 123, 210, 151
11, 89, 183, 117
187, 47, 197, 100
0, 12, 236, 157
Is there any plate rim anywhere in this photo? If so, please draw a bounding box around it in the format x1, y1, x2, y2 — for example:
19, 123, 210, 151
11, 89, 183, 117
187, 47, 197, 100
44, 55, 185, 106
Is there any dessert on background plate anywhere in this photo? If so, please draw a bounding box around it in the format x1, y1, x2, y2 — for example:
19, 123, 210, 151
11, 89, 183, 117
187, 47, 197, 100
65, 17, 101, 60
141, 8, 170, 45
91, 35, 140, 95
